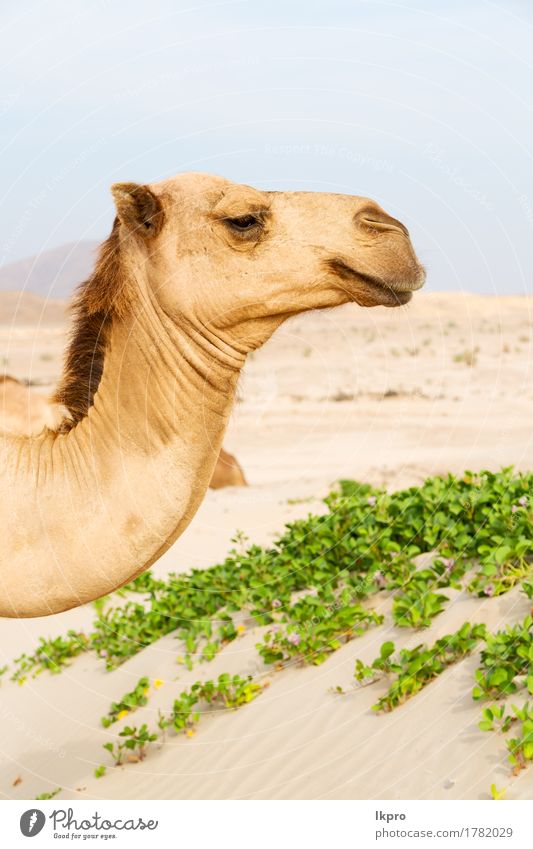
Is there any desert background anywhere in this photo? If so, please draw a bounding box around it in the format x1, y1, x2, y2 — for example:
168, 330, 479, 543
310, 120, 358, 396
2, 0, 533, 808
0, 241, 531, 799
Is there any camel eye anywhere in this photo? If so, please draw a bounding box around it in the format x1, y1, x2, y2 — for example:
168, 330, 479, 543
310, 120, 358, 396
225, 214, 261, 232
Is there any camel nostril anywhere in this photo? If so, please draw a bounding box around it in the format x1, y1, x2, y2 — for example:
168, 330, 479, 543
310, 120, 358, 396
356, 206, 410, 237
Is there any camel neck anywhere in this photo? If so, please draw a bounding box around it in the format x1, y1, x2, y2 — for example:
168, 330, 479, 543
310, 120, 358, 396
0, 296, 244, 617
78, 294, 242, 454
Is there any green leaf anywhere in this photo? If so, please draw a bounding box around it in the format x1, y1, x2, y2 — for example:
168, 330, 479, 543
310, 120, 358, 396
523, 741, 533, 760
380, 641, 395, 660
494, 546, 512, 565
490, 668, 509, 687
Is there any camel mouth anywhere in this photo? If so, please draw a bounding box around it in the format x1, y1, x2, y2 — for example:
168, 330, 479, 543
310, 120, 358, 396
328, 259, 417, 308
355, 275, 413, 308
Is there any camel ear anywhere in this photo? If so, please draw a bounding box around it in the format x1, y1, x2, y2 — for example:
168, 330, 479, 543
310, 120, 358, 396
110, 182, 164, 237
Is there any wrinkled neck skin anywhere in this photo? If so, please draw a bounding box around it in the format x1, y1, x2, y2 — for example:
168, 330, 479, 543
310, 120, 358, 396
0, 278, 243, 617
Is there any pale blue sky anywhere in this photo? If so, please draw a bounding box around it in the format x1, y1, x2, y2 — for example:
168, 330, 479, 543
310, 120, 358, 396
1, 0, 533, 292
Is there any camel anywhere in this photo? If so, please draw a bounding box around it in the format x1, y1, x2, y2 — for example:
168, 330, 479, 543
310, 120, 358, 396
0, 172, 424, 617
0, 375, 246, 488
209, 447, 246, 488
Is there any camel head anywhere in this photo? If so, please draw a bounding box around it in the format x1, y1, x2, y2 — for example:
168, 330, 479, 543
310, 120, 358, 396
110, 172, 425, 352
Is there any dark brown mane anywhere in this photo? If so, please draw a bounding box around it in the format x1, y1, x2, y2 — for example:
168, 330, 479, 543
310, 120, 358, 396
52, 219, 132, 429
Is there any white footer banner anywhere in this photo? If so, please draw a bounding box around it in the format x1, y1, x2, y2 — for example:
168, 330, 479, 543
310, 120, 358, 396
3, 799, 531, 848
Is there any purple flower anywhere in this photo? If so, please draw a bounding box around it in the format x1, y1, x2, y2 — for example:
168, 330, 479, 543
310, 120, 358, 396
442, 557, 455, 573
272, 599, 282, 609
518, 495, 528, 508
511, 505, 518, 514
367, 496, 377, 507
485, 583, 495, 597
287, 632, 301, 646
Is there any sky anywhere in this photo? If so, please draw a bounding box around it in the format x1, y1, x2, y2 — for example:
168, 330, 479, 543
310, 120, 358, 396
1, 0, 533, 293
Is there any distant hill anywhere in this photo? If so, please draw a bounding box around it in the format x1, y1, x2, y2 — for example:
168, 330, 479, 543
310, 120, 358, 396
0, 291, 67, 325
0, 241, 98, 300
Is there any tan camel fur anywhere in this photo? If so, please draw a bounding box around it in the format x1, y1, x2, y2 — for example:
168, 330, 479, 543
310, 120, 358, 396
0, 172, 424, 617
209, 447, 247, 488
0, 375, 246, 488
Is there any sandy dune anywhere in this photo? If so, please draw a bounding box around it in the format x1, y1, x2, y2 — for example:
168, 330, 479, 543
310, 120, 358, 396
0, 291, 532, 800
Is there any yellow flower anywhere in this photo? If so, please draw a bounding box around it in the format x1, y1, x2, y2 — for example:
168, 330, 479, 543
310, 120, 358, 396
143, 688, 150, 697
490, 784, 507, 800
177, 656, 184, 664
185, 728, 195, 738
153, 679, 164, 690
116, 709, 130, 721
236, 624, 246, 635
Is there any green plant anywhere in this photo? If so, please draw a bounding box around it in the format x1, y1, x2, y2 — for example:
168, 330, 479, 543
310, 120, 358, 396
101, 677, 150, 727
2, 466, 528, 789
355, 623, 486, 712
468, 539, 531, 598
103, 723, 158, 765
353, 640, 396, 683
11, 631, 89, 682
453, 348, 478, 366
490, 783, 507, 800
472, 616, 532, 701
506, 702, 533, 774
469, 616, 532, 781
9, 469, 532, 682
196, 673, 264, 708
119, 724, 158, 762
102, 740, 124, 766
164, 673, 266, 734
35, 787, 61, 800
478, 704, 512, 733
258, 602, 383, 666
392, 585, 449, 629
102, 673, 266, 769
163, 689, 200, 735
